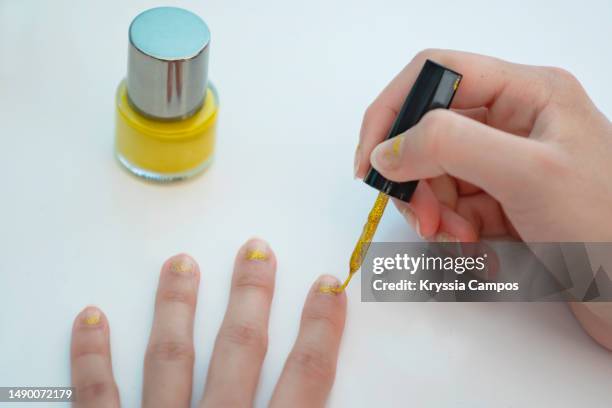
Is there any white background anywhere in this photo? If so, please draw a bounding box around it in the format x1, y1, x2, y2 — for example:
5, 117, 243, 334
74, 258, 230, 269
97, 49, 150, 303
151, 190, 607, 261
1, 0, 612, 406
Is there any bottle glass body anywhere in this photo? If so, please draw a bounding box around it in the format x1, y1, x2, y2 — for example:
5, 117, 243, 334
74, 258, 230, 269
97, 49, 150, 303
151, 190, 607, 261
114, 80, 219, 181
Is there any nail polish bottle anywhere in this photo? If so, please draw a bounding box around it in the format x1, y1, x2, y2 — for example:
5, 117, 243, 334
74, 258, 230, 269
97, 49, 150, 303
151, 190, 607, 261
115, 7, 219, 181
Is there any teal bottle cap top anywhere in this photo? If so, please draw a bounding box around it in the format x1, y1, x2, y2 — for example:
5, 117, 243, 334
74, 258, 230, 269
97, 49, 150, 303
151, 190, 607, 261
129, 7, 210, 60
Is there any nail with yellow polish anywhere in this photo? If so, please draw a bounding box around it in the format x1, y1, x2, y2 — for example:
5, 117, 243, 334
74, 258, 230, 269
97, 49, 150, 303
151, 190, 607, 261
318, 276, 341, 295
245, 240, 269, 261
371, 135, 404, 170
83, 308, 101, 326
170, 256, 195, 275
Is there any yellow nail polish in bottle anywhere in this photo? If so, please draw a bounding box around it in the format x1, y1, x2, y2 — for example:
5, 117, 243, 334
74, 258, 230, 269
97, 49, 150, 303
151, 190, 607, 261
115, 7, 219, 182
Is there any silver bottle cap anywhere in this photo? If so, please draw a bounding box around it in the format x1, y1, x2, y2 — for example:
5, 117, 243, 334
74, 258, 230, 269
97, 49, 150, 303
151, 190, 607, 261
127, 7, 210, 120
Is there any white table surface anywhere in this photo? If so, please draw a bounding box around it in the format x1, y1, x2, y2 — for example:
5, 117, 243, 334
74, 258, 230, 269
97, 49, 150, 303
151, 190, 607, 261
1, 0, 612, 406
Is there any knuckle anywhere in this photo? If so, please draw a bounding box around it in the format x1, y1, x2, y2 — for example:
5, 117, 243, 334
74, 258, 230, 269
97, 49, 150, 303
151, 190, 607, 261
542, 66, 582, 96
158, 288, 197, 308
302, 307, 340, 332
72, 344, 108, 360
420, 110, 450, 158
217, 322, 268, 353
528, 145, 570, 178
545, 66, 578, 84
146, 340, 195, 363
233, 270, 273, 295
75, 381, 117, 402
422, 109, 449, 130
413, 48, 440, 64
362, 102, 381, 126
286, 346, 336, 383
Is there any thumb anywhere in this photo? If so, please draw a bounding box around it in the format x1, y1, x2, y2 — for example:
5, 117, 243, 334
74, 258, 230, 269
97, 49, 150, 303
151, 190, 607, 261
369, 109, 552, 202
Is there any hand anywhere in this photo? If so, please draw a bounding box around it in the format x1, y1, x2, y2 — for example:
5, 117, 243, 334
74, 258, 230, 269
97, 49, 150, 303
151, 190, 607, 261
354, 49, 612, 350
355, 49, 612, 242
70, 239, 346, 407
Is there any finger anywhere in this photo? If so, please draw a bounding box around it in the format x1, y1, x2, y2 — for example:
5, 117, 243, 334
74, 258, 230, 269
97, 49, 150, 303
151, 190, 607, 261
143, 254, 200, 408
355, 96, 399, 178
396, 175, 473, 241
433, 204, 479, 243
270, 275, 347, 408
369, 49, 551, 122
456, 193, 513, 238
355, 48, 552, 178
453, 107, 488, 124
201, 238, 276, 407
428, 175, 458, 209
71, 307, 120, 408
392, 180, 440, 239
456, 179, 481, 196
370, 109, 553, 202
460, 241, 501, 281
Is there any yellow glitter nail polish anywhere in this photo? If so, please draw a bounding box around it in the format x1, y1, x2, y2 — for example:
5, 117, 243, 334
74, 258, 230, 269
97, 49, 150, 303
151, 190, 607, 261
334, 61, 462, 294
319, 279, 341, 295
170, 258, 194, 274
83, 309, 101, 326
115, 7, 219, 182
246, 249, 268, 261
322, 192, 389, 294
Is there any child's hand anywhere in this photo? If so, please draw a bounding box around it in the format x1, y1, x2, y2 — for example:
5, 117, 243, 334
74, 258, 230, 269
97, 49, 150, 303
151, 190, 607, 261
355, 49, 612, 242
70, 239, 346, 407
355, 49, 612, 351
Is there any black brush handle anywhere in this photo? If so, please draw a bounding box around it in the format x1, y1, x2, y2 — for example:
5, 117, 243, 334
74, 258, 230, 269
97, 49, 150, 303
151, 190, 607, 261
364, 60, 462, 202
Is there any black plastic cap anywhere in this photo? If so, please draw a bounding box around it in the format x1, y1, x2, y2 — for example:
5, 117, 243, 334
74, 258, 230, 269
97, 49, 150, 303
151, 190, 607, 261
364, 60, 462, 202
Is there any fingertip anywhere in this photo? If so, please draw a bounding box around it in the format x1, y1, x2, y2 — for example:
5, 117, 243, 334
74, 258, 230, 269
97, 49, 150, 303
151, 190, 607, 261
74, 305, 106, 329
71, 306, 111, 361
163, 253, 200, 277
292, 275, 347, 347
358, 101, 399, 176
407, 181, 441, 239
314, 275, 345, 297
239, 237, 277, 265
368, 142, 387, 173
355, 149, 372, 180
70, 306, 119, 407
392, 199, 420, 237
353, 144, 365, 179
310, 275, 347, 321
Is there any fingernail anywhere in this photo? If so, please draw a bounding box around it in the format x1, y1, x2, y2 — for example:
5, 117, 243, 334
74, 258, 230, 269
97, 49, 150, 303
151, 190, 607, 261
170, 255, 196, 275
82, 307, 101, 326
245, 239, 270, 261
371, 135, 404, 170
400, 204, 416, 227
353, 144, 361, 179
435, 232, 459, 243
400, 204, 424, 239
317, 275, 341, 295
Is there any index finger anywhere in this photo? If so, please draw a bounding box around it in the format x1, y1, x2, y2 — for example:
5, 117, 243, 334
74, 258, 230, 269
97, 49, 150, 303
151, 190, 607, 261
355, 49, 551, 179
